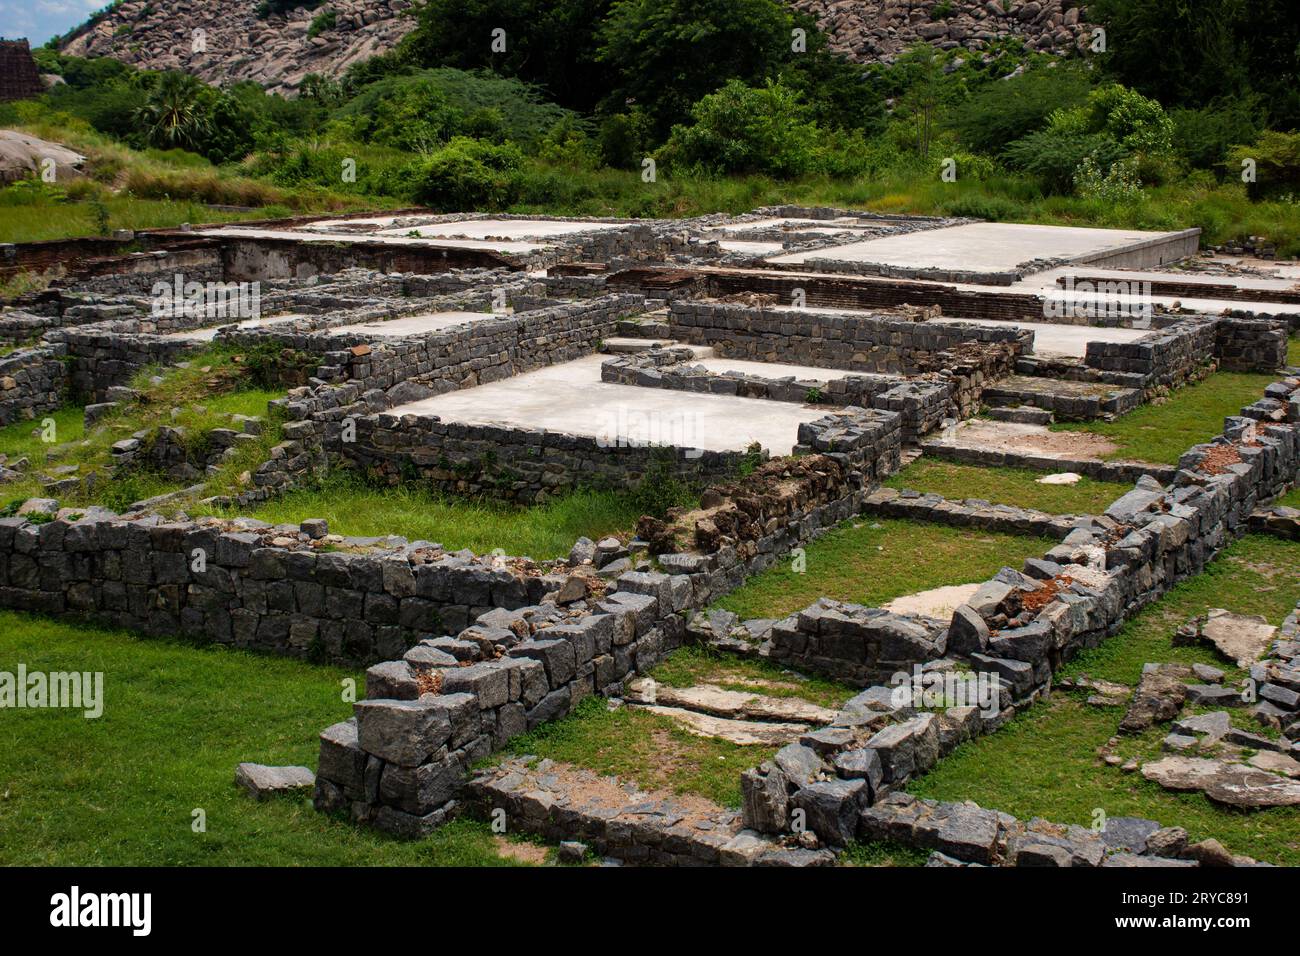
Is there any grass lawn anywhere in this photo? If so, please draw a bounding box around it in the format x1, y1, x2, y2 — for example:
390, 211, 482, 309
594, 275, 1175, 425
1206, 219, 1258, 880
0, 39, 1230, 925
1051, 370, 1277, 464
714, 518, 1054, 621
884, 459, 1128, 515
909, 534, 1300, 866
0, 610, 536, 866
0, 197, 284, 245
210, 474, 648, 561
1289, 334, 1299, 368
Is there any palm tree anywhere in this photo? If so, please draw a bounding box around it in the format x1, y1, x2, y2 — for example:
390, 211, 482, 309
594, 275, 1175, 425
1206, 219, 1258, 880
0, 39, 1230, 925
134, 72, 212, 151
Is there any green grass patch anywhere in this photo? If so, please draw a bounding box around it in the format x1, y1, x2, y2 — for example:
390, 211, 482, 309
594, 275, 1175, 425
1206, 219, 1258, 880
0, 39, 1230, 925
714, 518, 1054, 621
1289, 334, 1300, 368
504, 694, 768, 808
839, 839, 931, 867
0, 610, 522, 865
1051, 370, 1278, 464
1058, 534, 1300, 686
885, 458, 1128, 515
910, 534, 1300, 866
205, 472, 646, 561
911, 696, 1300, 865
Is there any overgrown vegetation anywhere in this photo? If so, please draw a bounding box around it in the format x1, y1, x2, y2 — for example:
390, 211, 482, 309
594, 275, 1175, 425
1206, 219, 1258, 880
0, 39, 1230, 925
0, 344, 285, 512
5, 0, 1298, 250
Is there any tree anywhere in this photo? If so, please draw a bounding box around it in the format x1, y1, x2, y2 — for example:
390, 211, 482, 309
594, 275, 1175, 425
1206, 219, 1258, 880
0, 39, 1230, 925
134, 73, 212, 153
1088, 0, 1299, 128
399, 0, 613, 113
597, 0, 795, 138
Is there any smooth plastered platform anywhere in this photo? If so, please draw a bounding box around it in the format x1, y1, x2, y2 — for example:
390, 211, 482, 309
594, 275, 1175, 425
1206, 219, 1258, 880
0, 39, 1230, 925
387, 355, 828, 455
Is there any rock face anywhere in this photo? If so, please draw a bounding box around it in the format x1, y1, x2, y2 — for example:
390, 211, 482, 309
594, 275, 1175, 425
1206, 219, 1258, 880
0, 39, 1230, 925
0, 131, 86, 184
790, 0, 1093, 63
59, 0, 418, 96
58, 1, 1089, 93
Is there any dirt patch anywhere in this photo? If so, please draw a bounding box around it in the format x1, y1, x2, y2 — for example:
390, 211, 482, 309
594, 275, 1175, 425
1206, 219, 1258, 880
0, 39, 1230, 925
1021, 575, 1075, 614
936, 420, 1120, 460
883, 583, 981, 619
1198, 443, 1243, 476
493, 835, 550, 865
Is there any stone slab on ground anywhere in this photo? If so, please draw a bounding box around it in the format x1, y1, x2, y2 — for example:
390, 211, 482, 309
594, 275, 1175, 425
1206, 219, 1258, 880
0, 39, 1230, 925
624, 677, 839, 724
234, 763, 315, 800
1199, 609, 1278, 668
633, 704, 810, 746
467, 757, 832, 866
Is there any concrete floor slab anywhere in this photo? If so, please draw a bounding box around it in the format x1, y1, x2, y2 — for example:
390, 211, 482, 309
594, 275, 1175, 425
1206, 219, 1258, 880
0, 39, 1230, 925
943, 318, 1149, 358
331, 311, 499, 338
693, 357, 857, 381
767, 221, 1191, 273
387, 355, 828, 454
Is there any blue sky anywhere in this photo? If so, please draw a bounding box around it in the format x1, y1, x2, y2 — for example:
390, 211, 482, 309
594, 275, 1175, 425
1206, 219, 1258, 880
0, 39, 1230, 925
0, 0, 104, 46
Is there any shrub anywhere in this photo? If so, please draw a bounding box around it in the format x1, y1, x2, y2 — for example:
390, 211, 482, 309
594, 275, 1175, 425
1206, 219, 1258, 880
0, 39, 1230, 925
1073, 155, 1143, 203
405, 137, 524, 210
1171, 100, 1262, 172
948, 65, 1093, 156
1227, 130, 1300, 201
1003, 129, 1125, 194
662, 80, 823, 178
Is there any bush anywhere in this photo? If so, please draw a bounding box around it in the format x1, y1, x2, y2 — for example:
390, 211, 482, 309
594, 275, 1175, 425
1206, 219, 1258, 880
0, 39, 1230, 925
1003, 129, 1126, 194
405, 137, 524, 210
597, 110, 654, 170
948, 65, 1093, 156
662, 80, 823, 178
1172, 100, 1262, 173
1228, 130, 1300, 201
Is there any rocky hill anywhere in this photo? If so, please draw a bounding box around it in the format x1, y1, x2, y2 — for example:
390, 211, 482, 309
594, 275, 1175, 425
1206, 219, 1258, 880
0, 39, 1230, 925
59, 0, 416, 96
57, 0, 1090, 95
793, 1, 1091, 60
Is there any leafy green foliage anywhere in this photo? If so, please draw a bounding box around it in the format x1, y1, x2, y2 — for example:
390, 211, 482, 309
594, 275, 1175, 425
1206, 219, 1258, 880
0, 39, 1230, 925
1228, 130, 1300, 201
405, 137, 525, 210
597, 0, 797, 137
948, 65, 1092, 156
662, 80, 824, 177
400, 0, 615, 113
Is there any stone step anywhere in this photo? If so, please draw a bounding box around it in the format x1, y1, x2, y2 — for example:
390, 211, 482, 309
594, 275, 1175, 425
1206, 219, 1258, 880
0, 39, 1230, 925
982, 374, 1142, 421
631, 704, 810, 746
988, 405, 1054, 425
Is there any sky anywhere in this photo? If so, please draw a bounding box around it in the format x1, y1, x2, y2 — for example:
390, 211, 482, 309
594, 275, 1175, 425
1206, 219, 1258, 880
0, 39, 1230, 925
0, 0, 104, 46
